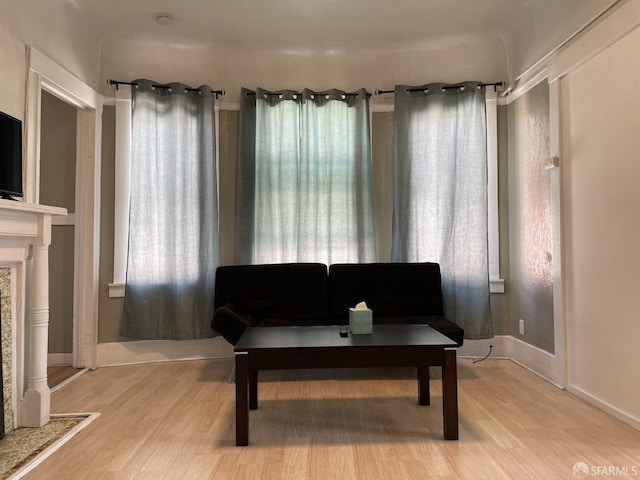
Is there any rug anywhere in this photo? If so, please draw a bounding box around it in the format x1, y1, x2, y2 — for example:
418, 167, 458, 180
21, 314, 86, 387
0, 415, 89, 479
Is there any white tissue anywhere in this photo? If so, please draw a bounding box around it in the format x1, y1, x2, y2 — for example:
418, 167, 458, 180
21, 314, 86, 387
354, 301, 368, 310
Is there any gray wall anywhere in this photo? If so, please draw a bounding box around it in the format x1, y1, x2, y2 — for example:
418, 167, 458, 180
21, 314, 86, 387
371, 112, 394, 262
218, 110, 239, 266
40, 91, 76, 355
507, 82, 554, 353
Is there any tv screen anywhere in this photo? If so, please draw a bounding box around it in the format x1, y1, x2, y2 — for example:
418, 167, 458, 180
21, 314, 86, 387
0, 111, 23, 199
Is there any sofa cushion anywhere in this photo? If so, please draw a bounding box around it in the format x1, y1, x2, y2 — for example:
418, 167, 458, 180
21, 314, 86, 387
214, 263, 329, 321
329, 263, 445, 318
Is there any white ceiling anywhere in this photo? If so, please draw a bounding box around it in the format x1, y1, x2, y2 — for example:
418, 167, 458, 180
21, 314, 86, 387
76, 0, 612, 50
74, 0, 620, 74
1, 0, 624, 89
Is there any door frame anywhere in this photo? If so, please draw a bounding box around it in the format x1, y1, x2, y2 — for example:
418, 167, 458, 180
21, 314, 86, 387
24, 46, 101, 369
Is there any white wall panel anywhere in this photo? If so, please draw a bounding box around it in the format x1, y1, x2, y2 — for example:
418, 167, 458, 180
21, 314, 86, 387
562, 24, 640, 426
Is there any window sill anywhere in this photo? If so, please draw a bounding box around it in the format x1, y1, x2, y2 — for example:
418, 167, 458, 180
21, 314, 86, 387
490, 278, 505, 294
108, 283, 125, 298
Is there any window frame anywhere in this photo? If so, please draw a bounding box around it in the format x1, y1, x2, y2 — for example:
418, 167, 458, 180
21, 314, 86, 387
109, 90, 503, 297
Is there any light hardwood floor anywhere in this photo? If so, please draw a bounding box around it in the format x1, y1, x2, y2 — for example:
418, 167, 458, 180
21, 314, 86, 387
47, 365, 82, 389
26, 358, 640, 479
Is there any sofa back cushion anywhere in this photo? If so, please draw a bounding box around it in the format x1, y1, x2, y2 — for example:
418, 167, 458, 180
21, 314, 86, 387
328, 262, 444, 319
215, 263, 329, 322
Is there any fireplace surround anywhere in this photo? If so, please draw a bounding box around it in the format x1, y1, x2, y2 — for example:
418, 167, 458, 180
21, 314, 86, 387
0, 199, 66, 428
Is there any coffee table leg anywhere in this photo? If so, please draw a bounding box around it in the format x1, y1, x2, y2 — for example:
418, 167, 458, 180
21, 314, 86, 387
235, 352, 249, 446
442, 349, 459, 440
249, 369, 258, 410
417, 365, 430, 405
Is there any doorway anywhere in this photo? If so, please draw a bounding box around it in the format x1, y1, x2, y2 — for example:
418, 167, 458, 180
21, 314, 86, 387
25, 46, 102, 370
39, 91, 77, 370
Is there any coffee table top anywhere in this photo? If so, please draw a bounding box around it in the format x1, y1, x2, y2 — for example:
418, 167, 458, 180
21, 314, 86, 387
235, 325, 457, 351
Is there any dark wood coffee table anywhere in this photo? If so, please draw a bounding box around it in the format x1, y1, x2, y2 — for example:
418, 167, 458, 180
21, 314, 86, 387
234, 324, 459, 445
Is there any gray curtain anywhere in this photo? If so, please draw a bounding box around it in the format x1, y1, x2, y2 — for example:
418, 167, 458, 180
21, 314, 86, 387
121, 79, 219, 340
237, 88, 376, 265
392, 82, 492, 339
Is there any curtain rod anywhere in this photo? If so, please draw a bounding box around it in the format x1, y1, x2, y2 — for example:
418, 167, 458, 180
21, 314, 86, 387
375, 81, 504, 95
107, 79, 225, 98
246, 90, 372, 98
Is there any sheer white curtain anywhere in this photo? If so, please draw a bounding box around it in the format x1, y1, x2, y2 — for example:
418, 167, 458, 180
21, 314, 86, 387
121, 79, 219, 340
239, 88, 376, 265
254, 92, 300, 263
392, 82, 492, 339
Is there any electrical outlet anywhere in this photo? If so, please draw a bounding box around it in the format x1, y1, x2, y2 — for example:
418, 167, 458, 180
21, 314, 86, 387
519, 319, 525, 336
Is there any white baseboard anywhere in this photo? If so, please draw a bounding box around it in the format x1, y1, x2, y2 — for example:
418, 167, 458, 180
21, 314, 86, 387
567, 384, 640, 432
96, 336, 233, 367
458, 335, 563, 387
48, 353, 73, 366
508, 336, 564, 388
456, 335, 510, 359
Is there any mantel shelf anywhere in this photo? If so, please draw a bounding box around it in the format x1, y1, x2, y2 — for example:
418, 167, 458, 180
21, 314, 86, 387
0, 199, 67, 217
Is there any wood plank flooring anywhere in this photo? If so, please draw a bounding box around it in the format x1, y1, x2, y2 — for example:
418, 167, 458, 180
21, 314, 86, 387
48, 365, 82, 389
25, 358, 640, 479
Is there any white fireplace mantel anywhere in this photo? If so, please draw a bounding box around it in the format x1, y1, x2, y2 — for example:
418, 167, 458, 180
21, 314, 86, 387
0, 199, 67, 427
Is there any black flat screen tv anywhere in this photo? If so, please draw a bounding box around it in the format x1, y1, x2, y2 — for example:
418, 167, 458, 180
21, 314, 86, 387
0, 110, 23, 199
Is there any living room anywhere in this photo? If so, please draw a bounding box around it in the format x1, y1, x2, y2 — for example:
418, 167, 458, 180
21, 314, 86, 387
1, 0, 639, 477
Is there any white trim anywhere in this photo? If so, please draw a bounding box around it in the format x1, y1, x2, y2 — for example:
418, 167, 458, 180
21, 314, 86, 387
548, 0, 640, 83
456, 335, 510, 359
508, 336, 562, 388
502, 69, 549, 105
25, 47, 102, 371
458, 335, 562, 387
111, 87, 132, 292
96, 337, 233, 367
29, 48, 101, 109
485, 89, 503, 293
215, 104, 221, 229
489, 278, 505, 293
513, 0, 622, 89
107, 282, 125, 298
566, 385, 640, 432
74, 108, 101, 370
49, 368, 89, 394
7, 413, 101, 480
548, 79, 567, 389
47, 353, 73, 365
23, 68, 42, 204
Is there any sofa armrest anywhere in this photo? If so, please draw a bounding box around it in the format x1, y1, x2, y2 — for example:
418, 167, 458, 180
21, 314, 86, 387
212, 304, 253, 346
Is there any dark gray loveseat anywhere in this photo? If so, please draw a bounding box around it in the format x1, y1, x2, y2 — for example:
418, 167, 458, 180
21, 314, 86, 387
211, 262, 464, 347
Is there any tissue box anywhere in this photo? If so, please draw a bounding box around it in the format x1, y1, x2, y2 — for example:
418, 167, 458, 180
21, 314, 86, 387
349, 308, 372, 334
